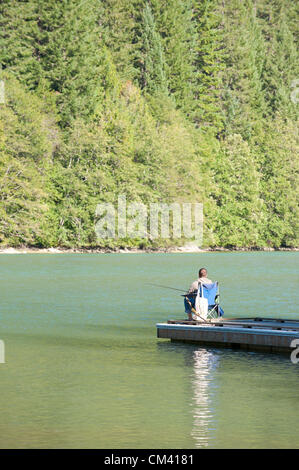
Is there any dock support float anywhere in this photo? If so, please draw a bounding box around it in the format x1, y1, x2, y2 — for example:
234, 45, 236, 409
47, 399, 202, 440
156, 318, 299, 353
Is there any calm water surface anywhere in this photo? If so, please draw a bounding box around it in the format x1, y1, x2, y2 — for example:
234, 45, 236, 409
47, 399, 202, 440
0, 252, 298, 448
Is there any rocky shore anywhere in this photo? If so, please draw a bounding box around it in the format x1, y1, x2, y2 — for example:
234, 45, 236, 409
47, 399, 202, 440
0, 245, 298, 254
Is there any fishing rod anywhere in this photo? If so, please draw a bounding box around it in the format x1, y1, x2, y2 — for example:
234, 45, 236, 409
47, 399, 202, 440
148, 282, 209, 322
147, 283, 187, 293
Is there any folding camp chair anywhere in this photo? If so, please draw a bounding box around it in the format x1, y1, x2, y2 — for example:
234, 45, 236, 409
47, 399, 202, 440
198, 282, 223, 319
184, 282, 223, 321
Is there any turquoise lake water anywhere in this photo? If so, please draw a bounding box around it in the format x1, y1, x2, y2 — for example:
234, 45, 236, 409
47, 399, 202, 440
0, 252, 298, 448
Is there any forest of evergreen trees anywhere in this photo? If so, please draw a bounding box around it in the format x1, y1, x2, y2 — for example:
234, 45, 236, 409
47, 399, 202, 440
0, 0, 298, 249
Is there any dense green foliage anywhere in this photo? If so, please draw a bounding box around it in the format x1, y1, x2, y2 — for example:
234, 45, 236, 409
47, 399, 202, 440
0, 0, 298, 248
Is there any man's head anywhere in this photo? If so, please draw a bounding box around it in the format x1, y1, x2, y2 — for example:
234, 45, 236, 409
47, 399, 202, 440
198, 268, 207, 278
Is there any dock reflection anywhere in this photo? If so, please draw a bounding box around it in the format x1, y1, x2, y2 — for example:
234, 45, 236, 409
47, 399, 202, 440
157, 341, 220, 447
190, 348, 219, 447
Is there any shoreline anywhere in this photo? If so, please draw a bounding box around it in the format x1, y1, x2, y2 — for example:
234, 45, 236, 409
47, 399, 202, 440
0, 246, 298, 254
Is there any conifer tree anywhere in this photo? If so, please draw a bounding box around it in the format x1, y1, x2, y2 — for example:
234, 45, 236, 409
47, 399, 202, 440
258, 116, 299, 247
257, 1, 299, 120
0, 0, 41, 88
139, 4, 168, 95
149, 0, 197, 113
221, 0, 267, 139
100, 0, 142, 82
209, 133, 263, 247
192, 0, 226, 132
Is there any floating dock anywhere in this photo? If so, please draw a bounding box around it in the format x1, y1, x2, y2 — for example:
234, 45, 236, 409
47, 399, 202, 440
156, 318, 299, 353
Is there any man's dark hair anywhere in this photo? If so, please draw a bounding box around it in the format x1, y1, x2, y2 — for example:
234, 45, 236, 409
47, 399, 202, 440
198, 268, 207, 277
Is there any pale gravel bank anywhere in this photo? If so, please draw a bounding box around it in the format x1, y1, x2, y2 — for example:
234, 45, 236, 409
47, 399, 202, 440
0, 245, 298, 254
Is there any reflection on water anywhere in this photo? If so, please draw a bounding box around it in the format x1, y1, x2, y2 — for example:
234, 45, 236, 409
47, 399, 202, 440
191, 349, 219, 448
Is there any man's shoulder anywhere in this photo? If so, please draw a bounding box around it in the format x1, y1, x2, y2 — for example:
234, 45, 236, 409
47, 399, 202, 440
188, 280, 199, 293
199, 277, 213, 284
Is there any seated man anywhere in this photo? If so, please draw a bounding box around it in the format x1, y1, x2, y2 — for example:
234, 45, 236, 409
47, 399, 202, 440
184, 268, 213, 320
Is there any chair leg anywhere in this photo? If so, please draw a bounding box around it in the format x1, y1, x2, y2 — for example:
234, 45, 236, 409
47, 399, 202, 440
207, 305, 218, 319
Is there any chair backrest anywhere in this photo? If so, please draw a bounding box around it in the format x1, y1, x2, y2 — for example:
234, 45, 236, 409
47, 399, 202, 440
198, 282, 218, 306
